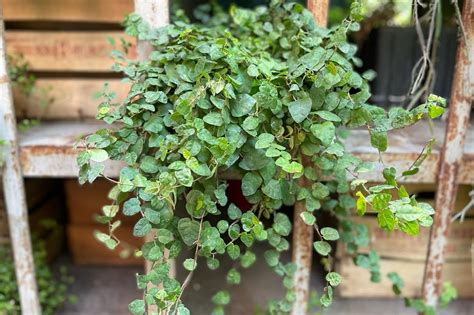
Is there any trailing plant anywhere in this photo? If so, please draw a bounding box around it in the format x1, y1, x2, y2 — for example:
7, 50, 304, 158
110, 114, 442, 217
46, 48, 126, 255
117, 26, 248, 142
0, 233, 74, 314
7, 54, 52, 131
78, 1, 446, 314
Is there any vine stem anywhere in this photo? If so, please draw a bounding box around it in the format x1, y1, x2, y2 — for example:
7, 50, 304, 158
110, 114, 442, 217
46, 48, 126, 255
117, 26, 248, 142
174, 215, 205, 313
290, 2, 329, 314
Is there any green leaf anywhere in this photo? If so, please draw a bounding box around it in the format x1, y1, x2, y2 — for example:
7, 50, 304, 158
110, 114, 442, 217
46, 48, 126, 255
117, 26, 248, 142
273, 213, 291, 236
326, 272, 342, 286
247, 64, 259, 77
203, 112, 224, 126
102, 205, 119, 218
370, 131, 388, 152
377, 209, 395, 231
398, 220, 420, 236
372, 193, 392, 211
288, 96, 312, 123
227, 203, 242, 220
123, 198, 141, 216
311, 122, 335, 146
315, 110, 342, 122
300, 211, 316, 225
264, 250, 280, 267
320, 227, 339, 241
183, 258, 197, 271
428, 105, 444, 119
255, 133, 275, 149
387, 272, 404, 295
207, 257, 220, 270
226, 268, 241, 284
227, 244, 241, 260
313, 241, 331, 256
312, 182, 330, 199
89, 149, 109, 162
140, 156, 159, 173
241, 172, 263, 196
356, 191, 366, 216
240, 251, 256, 268
186, 190, 206, 218
231, 94, 256, 117
212, 290, 230, 306
157, 228, 173, 244
175, 167, 193, 187
186, 157, 212, 177
133, 218, 151, 237
262, 179, 282, 200
128, 299, 145, 315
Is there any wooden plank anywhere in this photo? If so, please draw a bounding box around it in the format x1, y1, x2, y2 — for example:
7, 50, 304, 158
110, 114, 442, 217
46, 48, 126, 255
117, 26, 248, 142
0, 5, 40, 313
336, 258, 473, 298
338, 214, 474, 261
3, 0, 133, 23
67, 224, 143, 266
64, 178, 138, 225
14, 78, 130, 119
6, 31, 135, 72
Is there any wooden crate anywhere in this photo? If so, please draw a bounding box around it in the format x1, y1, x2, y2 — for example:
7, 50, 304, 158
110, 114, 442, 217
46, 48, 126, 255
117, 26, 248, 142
0, 180, 65, 261
337, 216, 474, 261
6, 31, 135, 72
1, 179, 60, 239
64, 178, 138, 225
5, 0, 135, 119
3, 0, 133, 23
14, 79, 130, 119
337, 258, 472, 298
336, 184, 474, 298
67, 224, 142, 265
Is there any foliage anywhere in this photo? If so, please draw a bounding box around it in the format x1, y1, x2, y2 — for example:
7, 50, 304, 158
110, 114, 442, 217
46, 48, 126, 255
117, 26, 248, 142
6, 54, 52, 131
78, 1, 445, 313
0, 236, 74, 314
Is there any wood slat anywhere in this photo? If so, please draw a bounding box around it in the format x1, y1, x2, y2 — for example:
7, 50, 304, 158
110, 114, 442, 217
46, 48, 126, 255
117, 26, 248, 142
6, 31, 135, 72
336, 258, 473, 298
337, 213, 474, 261
14, 78, 130, 119
67, 224, 143, 266
3, 0, 133, 23
16, 120, 474, 181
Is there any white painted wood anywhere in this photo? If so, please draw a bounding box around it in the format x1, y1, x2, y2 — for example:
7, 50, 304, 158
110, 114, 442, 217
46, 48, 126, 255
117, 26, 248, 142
0, 3, 40, 314
15, 120, 474, 183
133, 1, 171, 314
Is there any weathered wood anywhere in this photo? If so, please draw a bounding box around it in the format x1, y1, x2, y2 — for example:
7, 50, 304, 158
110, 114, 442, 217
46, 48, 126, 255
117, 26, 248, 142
6, 31, 135, 72
14, 78, 130, 119
291, 2, 329, 314
339, 214, 474, 261
337, 258, 472, 298
422, 0, 474, 307
16, 120, 474, 182
0, 4, 40, 313
133, 1, 171, 313
3, 0, 133, 23
64, 178, 138, 225
67, 224, 143, 265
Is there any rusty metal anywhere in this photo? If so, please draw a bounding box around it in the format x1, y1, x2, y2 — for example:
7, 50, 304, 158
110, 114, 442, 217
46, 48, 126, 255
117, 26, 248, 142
0, 3, 41, 314
291, 2, 329, 314
422, 0, 473, 308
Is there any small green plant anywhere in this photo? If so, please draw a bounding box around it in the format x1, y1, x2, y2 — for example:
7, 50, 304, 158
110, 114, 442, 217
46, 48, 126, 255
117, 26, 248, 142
0, 236, 74, 314
78, 1, 446, 314
7, 54, 52, 131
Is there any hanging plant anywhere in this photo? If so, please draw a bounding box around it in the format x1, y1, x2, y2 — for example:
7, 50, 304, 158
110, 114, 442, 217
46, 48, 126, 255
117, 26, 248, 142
78, 1, 446, 314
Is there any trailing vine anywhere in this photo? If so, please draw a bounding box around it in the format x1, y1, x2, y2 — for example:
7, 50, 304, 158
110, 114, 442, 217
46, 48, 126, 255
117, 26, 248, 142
78, 1, 446, 314
0, 228, 75, 314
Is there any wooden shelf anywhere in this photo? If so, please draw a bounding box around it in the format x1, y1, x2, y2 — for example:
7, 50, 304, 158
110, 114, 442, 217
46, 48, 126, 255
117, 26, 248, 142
18, 120, 474, 183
